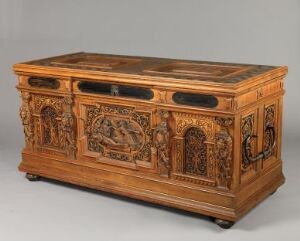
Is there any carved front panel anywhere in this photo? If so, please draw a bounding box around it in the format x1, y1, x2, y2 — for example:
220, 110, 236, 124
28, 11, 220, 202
31, 94, 76, 159
172, 112, 216, 187
81, 103, 152, 166
171, 113, 233, 189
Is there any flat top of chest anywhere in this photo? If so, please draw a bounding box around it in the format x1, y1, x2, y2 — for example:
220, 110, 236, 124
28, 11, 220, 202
13, 52, 287, 93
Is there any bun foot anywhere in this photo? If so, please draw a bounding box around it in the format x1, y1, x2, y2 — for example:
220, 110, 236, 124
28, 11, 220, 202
26, 173, 41, 181
214, 218, 234, 229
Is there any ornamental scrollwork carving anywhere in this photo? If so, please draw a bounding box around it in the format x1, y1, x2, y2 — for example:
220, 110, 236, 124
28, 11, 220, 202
153, 110, 170, 177
19, 92, 34, 147
214, 117, 233, 189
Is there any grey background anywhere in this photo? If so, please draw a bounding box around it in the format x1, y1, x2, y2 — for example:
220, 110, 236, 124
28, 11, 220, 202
0, 0, 299, 240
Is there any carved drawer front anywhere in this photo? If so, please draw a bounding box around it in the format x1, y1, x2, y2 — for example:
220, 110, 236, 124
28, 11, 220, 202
171, 112, 233, 189
77, 101, 155, 169
25, 93, 76, 159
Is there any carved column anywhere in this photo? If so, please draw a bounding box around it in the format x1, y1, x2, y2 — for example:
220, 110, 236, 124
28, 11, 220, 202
19, 92, 34, 149
153, 110, 170, 177
214, 117, 233, 189
59, 97, 76, 159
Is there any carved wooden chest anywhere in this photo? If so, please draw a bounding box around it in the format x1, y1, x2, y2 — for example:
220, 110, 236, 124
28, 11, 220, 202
14, 52, 287, 228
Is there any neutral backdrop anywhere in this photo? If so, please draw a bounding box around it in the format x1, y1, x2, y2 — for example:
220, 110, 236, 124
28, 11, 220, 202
0, 0, 299, 240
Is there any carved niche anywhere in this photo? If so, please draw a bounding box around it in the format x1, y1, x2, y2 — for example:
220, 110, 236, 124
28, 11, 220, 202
172, 112, 215, 186
19, 92, 34, 148
84, 104, 151, 163
214, 117, 233, 189
264, 104, 276, 157
153, 110, 170, 177
32, 94, 76, 159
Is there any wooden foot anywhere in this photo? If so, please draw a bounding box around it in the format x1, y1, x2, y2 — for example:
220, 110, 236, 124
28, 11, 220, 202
26, 173, 41, 181
214, 218, 234, 229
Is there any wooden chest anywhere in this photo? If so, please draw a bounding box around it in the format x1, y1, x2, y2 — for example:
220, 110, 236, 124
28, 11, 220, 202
14, 52, 287, 228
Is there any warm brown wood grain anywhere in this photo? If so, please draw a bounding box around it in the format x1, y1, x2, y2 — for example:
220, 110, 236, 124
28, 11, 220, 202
14, 52, 287, 229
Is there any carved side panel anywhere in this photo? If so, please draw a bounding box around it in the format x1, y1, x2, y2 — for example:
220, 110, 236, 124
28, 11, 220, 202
172, 112, 215, 186
264, 104, 276, 158
32, 94, 76, 159
214, 117, 233, 189
84, 103, 152, 164
241, 113, 256, 173
153, 110, 170, 177
19, 92, 34, 148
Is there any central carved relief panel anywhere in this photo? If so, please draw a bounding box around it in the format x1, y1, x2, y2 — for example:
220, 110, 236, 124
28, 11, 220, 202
83, 103, 152, 164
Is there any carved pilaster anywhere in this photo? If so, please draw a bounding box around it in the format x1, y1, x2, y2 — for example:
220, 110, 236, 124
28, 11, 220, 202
153, 110, 170, 177
59, 97, 76, 159
19, 92, 34, 148
214, 117, 233, 189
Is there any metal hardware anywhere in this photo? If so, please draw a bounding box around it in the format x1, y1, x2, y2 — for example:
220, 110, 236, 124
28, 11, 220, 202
243, 126, 276, 163
111, 85, 119, 96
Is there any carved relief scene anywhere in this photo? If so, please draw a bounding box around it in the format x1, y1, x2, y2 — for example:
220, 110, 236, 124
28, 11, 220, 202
84, 104, 152, 164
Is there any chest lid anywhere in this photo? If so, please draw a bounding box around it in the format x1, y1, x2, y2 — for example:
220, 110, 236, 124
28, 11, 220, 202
13, 52, 287, 94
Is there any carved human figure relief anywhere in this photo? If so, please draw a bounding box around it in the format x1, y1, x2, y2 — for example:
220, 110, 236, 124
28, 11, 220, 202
153, 110, 170, 177
215, 117, 233, 189
59, 97, 76, 159
19, 92, 34, 147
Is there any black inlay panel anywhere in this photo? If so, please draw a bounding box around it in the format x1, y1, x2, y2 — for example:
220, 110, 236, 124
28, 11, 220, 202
173, 92, 218, 108
28, 77, 60, 89
78, 81, 154, 100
